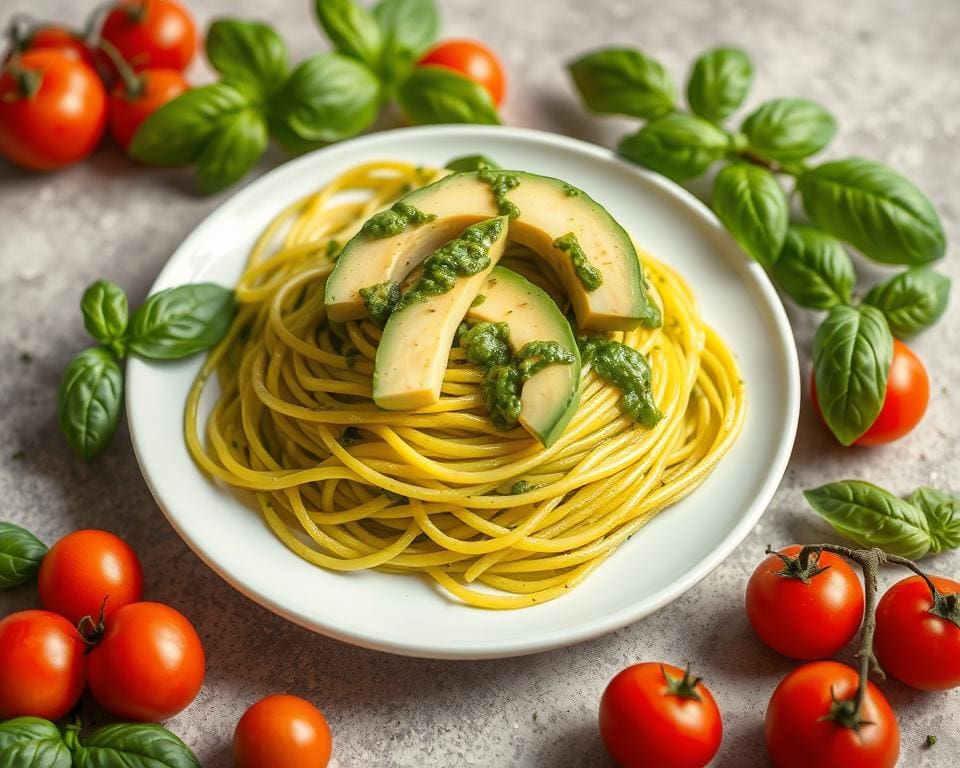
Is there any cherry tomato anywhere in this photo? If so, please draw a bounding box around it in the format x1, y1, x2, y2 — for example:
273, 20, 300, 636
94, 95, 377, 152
233, 694, 333, 768
0, 49, 107, 171
37, 529, 144, 625
874, 575, 960, 691
108, 68, 188, 150
418, 39, 506, 105
746, 545, 864, 660
811, 339, 929, 445
87, 601, 205, 721
599, 662, 722, 768
21, 26, 95, 67
765, 661, 899, 768
0, 610, 86, 720
101, 0, 197, 73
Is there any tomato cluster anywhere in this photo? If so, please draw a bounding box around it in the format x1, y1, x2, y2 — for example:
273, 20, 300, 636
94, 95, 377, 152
0, 0, 194, 171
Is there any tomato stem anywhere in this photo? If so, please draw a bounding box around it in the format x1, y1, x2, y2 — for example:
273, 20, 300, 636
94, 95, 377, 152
765, 544, 830, 584
660, 664, 703, 701
96, 37, 144, 99
76, 594, 110, 650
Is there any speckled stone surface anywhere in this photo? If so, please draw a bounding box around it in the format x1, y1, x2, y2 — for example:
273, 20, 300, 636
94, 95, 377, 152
2, 0, 958, 765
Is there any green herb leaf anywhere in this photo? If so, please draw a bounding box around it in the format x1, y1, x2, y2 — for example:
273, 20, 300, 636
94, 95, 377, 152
195, 108, 268, 195
812, 304, 893, 445
397, 65, 500, 125
445, 154, 501, 172
71, 723, 199, 768
128, 83, 251, 166
0, 522, 47, 589
568, 48, 675, 120
805, 480, 934, 558
569, 48, 675, 119
686, 47, 752, 121
742, 98, 837, 161
272, 53, 380, 143
205, 19, 289, 97
128, 284, 236, 360
862, 267, 951, 339
0, 717, 71, 768
712, 163, 788, 267
58, 348, 123, 462
618, 113, 729, 182
770, 225, 855, 309
314, 0, 382, 69
81, 280, 129, 355
373, 0, 439, 92
798, 158, 946, 265
908, 487, 960, 553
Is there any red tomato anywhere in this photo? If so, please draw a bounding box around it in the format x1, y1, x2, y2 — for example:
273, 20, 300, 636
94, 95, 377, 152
874, 575, 960, 691
811, 339, 929, 445
0, 610, 86, 720
745, 545, 864, 659
87, 602, 205, 721
233, 694, 333, 768
23, 26, 96, 67
0, 49, 107, 171
418, 39, 506, 105
38, 529, 144, 625
101, 0, 197, 72
108, 68, 188, 150
599, 662, 722, 768
765, 661, 899, 768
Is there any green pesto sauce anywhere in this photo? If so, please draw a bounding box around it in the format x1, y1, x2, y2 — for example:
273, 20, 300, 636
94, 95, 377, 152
395, 218, 505, 313
446, 154, 501, 172
470, 293, 486, 307
359, 280, 400, 327
477, 167, 521, 219
578, 337, 662, 428
553, 232, 603, 292
339, 426, 362, 447
510, 479, 533, 494
562, 183, 580, 197
325, 239, 342, 260
361, 202, 436, 240
460, 321, 575, 431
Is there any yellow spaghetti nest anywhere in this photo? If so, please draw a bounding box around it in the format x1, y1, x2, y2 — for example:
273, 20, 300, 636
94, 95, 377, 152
185, 160, 745, 609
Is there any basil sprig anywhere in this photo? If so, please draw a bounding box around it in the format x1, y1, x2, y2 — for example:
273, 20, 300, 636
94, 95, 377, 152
0, 718, 71, 768
131, 0, 499, 193
0, 522, 47, 589
805, 480, 960, 558
58, 280, 236, 461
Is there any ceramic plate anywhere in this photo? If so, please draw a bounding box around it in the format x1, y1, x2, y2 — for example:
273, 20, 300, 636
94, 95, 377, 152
126, 125, 799, 659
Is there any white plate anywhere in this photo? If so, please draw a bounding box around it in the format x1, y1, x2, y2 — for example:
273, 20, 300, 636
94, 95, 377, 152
127, 125, 799, 660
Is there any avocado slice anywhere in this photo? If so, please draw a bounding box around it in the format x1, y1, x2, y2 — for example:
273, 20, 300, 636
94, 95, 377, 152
373, 217, 510, 410
467, 267, 582, 447
325, 170, 659, 331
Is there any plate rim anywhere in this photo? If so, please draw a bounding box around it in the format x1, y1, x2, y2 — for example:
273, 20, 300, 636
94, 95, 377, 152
126, 124, 800, 659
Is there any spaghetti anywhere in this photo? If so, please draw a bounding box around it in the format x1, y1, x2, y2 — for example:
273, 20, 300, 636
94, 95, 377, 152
185, 160, 745, 609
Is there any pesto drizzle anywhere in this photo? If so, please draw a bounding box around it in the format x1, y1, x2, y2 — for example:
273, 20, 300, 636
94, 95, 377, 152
460, 321, 576, 431
361, 202, 436, 239
359, 280, 400, 327
477, 168, 522, 219
553, 232, 604, 292
578, 337, 662, 428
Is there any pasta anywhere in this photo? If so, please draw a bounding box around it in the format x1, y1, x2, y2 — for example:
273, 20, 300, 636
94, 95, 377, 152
185, 160, 745, 609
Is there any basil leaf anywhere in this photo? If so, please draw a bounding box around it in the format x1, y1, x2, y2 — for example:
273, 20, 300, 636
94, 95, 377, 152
195, 108, 268, 195
445, 154, 501, 172
397, 65, 500, 125
568, 48, 675, 119
272, 53, 380, 143
268, 115, 325, 156
81, 279, 129, 354
862, 266, 950, 339
908, 487, 960, 553
128, 284, 235, 360
686, 47, 752, 121
742, 98, 837, 162
129, 84, 251, 166
72, 723, 199, 768
0, 717, 71, 768
711, 163, 788, 267
205, 20, 288, 97
0, 522, 47, 590
771, 225, 855, 310
618, 113, 729, 183
314, 0, 382, 69
798, 158, 946, 265
58, 348, 124, 462
812, 304, 893, 445
373, 0, 439, 92
804, 480, 934, 559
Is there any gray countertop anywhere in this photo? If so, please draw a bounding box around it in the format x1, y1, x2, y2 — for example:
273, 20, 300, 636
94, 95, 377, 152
2, 0, 958, 765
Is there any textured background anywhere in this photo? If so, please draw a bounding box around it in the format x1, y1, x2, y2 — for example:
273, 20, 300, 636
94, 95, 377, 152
1, 0, 958, 765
